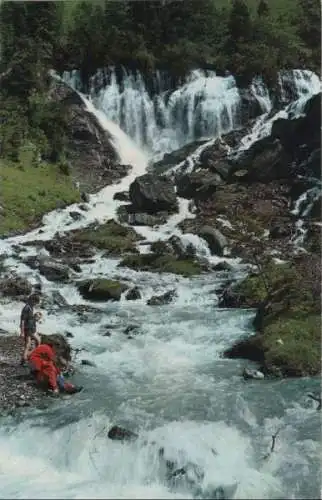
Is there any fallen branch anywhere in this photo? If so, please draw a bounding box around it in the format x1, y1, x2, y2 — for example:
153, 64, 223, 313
263, 427, 282, 460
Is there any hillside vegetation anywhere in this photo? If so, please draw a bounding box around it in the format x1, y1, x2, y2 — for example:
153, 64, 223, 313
0, 0, 319, 233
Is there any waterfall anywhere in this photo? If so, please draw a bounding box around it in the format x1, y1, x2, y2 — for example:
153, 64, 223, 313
235, 69, 320, 154
63, 67, 320, 162
63, 68, 243, 160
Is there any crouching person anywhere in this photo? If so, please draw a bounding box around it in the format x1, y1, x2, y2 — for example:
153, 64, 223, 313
28, 343, 82, 395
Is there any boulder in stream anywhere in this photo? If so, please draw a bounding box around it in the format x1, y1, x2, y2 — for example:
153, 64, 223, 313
78, 279, 128, 301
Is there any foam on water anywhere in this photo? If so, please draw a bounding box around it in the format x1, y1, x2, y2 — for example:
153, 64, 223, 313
234, 69, 320, 154
0, 70, 320, 500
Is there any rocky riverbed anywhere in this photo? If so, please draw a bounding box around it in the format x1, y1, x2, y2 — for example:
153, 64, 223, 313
0, 336, 45, 414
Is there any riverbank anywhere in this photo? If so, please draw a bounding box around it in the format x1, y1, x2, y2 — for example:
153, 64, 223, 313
0, 336, 45, 414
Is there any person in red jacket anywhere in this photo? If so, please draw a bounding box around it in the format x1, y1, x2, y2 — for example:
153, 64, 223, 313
28, 343, 82, 395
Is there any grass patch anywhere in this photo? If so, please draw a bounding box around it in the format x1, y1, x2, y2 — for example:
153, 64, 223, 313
72, 219, 140, 255
263, 314, 321, 376
119, 253, 203, 277
234, 261, 294, 306
0, 160, 80, 235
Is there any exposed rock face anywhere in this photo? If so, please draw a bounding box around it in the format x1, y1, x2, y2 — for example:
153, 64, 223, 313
197, 226, 228, 256
271, 92, 321, 167
129, 174, 178, 214
151, 140, 207, 174
38, 258, 72, 282
229, 137, 291, 183
48, 78, 129, 192
78, 279, 128, 301
175, 170, 223, 200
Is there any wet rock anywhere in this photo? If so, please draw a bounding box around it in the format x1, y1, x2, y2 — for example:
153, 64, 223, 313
79, 203, 90, 211
40, 333, 72, 361
212, 261, 233, 272
239, 88, 265, 123
129, 174, 178, 214
150, 240, 174, 256
125, 287, 141, 301
167, 235, 186, 259
107, 425, 138, 441
38, 258, 71, 282
128, 211, 169, 226
223, 335, 264, 363
81, 359, 96, 367
151, 140, 206, 174
78, 279, 128, 301
242, 367, 265, 380
230, 137, 291, 183
69, 211, 83, 221
147, 289, 177, 306
65, 331, 74, 339
0, 274, 32, 298
175, 170, 223, 200
81, 192, 90, 203
197, 226, 228, 256
124, 324, 140, 336
70, 262, 82, 273
113, 191, 129, 202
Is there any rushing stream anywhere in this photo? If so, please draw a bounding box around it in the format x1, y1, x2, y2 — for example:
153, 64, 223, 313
0, 70, 321, 499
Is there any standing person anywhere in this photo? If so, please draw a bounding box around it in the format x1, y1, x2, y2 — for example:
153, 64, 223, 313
20, 293, 41, 365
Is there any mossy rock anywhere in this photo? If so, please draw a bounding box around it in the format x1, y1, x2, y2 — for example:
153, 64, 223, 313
224, 255, 321, 377
262, 314, 321, 376
78, 279, 128, 301
220, 261, 294, 309
118, 253, 202, 277
71, 219, 140, 255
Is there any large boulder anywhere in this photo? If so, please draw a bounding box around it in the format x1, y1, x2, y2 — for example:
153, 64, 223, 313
271, 92, 321, 155
40, 333, 72, 362
175, 170, 223, 200
38, 258, 71, 282
78, 279, 128, 301
230, 137, 291, 183
197, 226, 228, 256
129, 174, 178, 214
0, 274, 32, 298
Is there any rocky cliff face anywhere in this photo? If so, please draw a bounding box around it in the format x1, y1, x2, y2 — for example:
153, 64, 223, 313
48, 78, 129, 192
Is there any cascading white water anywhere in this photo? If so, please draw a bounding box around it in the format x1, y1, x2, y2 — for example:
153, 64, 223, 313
62, 67, 320, 178
236, 70, 321, 154
63, 68, 247, 160
0, 69, 321, 500
291, 182, 321, 246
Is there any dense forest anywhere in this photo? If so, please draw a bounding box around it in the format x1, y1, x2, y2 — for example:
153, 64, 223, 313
0, 0, 320, 163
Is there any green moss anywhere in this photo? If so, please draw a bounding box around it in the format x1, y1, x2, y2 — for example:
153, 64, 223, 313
78, 278, 128, 301
0, 160, 80, 235
263, 314, 321, 376
119, 253, 202, 277
72, 219, 140, 255
235, 261, 294, 306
